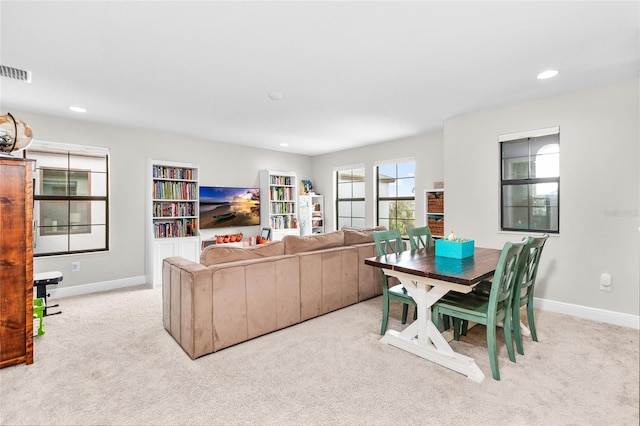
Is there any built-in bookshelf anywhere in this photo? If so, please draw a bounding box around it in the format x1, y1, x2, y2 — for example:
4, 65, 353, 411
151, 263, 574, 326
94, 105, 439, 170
426, 188, 445, 239
299, 193, 324, 235
259, 169, 300, 241
151, 166, 198, 238
147, 159, 200, 287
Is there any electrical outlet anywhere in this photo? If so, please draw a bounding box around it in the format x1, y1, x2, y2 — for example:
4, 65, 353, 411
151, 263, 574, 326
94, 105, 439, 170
599, 273, 612, 291
71, 261, 80, 272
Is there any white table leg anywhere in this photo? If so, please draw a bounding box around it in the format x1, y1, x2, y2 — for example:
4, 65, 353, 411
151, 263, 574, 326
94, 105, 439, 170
379, 273, 485, 383
520, 322, 532, 337
497, 320, 531, 337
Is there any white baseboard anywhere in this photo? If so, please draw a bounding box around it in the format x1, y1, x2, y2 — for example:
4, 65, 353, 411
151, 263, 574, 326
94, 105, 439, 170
47, 276, 149, 300
534, 297, 640, 330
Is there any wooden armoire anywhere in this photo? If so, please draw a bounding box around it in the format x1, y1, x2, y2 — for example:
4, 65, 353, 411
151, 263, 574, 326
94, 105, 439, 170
0, 156, 34, 368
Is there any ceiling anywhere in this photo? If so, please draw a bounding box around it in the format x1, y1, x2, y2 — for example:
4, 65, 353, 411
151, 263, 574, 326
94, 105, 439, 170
1, 1, 638, 156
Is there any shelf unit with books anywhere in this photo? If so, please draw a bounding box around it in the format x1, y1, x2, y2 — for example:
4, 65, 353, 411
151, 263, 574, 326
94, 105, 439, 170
299, 193, 324, 235
147, 159, 200, 287
259, 169, 300, 241
425, 188, 445, 239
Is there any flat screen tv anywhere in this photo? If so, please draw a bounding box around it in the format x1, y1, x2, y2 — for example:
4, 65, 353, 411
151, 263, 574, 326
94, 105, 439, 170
199, 186, 260, 229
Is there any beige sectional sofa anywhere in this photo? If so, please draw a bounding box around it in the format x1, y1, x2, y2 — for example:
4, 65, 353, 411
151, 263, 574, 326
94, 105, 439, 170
162, 228, 383, 359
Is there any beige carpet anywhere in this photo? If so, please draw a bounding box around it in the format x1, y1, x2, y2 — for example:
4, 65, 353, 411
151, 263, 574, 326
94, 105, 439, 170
1, 285, 638, 426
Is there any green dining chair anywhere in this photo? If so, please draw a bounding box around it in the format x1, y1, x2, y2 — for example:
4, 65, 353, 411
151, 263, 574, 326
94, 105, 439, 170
432, 240, 526, 380
467, 234, 549, 354
512, 234, 549, 355
406, 226, 435, 250
406, 225, 455, 330
372, 229, 416, 335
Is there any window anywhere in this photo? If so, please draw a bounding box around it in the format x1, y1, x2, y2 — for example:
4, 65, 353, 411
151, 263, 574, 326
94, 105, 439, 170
500, 128, 559, 233
336, 167, 366, 229
26, 141, 110, 256
376, 160, 415, 236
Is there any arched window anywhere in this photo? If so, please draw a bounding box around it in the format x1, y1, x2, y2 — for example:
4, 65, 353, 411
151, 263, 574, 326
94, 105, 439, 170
500, 128, 559, 233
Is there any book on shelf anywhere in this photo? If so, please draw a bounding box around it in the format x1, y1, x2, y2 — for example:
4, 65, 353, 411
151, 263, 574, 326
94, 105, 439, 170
153, 181, 197, 200
270, 175, 292, 186
270, 202, 296, 214
153, 218, 199, 238
270, 215, 296, 229
154, 202, 196, 218
153, 166, 194, 180
271, 187, 294, 201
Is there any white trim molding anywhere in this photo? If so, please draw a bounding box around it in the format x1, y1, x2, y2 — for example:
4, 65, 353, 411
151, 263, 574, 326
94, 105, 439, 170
498, 126, 560, 142
48, 275, 148, 300
534, 297, 640, 330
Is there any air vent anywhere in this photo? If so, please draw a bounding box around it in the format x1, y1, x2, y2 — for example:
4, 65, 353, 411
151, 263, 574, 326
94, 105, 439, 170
0, 65, 32, 83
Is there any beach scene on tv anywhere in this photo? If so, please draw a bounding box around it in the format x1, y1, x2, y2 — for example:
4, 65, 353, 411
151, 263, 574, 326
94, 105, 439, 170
199, 186, 260, 228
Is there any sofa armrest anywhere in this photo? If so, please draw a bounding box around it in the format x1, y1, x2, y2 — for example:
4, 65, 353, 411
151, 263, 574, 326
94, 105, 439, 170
162, 254, 301, 359
162, 256, 214, 359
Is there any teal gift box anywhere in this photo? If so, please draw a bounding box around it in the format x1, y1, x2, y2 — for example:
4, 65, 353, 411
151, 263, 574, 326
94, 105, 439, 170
435, 239, 475, 259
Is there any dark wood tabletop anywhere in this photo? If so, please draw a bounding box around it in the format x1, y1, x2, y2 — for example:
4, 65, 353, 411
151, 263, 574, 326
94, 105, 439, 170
364, 246, 502, 286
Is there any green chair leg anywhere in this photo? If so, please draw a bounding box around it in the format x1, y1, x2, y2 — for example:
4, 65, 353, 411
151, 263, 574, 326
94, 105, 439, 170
442, 314, 451, 330
527, 300, 538, 342
453, 318, 462, 341
503, 313, 516, 363
461, 320, 469, 336
381, 295, 390, 335
487, 322, 500, 380
513, 307, 525, 356
401, 303, 409, 324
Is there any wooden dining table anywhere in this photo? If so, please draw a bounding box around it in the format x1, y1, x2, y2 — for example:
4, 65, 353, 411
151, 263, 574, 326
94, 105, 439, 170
365, 246, 502, 382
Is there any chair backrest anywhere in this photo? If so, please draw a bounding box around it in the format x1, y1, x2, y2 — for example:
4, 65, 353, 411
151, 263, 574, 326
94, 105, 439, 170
372, 229, 405, 256
487, 240, 527, 317
514, 234, 549, 304
406, 226, 435, 250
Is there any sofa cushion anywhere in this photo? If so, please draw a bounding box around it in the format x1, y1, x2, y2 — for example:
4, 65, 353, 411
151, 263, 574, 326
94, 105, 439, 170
343, 229, 374, 245
283, 230, 344, 254
342, 226, 386, 245
249, 240, 286, 257
341, 225, 387, 232
200, 241, 285, 266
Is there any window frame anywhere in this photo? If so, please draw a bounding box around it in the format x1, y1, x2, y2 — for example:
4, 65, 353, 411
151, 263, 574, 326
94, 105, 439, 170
375, 159, 416, 236
499, 127, 560, 234
335, 166, 366, 230
25, 140, 110, 257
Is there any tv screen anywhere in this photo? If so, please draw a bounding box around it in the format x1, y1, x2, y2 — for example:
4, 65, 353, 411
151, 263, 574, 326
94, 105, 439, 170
199, 186, 260, 229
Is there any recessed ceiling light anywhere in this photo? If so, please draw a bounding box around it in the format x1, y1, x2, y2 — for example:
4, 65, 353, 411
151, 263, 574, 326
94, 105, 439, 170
268, 92, 283, 101
537, 70, 559, 80
280, 143, 289, 147
69, 106, 87, 113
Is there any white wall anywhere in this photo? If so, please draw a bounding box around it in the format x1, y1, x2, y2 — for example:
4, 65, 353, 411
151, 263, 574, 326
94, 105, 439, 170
311, 132, 444, 231
443, 79, 639, 317
14, 110, 311, 293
